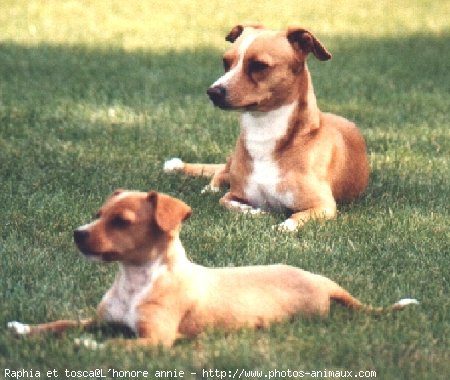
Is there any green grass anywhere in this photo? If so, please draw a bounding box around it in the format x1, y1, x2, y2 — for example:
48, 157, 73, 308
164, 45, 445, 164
0, 1, 449, 379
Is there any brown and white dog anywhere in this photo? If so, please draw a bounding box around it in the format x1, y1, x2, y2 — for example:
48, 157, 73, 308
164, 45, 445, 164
8, 190, 417, 348
165, 25, 370, 231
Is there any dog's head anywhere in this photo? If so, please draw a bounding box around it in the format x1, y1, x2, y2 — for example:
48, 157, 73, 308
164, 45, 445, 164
73, 190, 191, 264
207, 25, 331, 112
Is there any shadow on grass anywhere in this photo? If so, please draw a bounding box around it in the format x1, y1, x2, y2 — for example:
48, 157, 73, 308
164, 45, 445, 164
0, 45, 223, 119
0, 32, 448, 112
0, 32, 448, 206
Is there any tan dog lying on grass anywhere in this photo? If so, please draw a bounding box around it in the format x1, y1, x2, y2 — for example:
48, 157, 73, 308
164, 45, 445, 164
165, 25, 369, 231
8, 190, 417, 348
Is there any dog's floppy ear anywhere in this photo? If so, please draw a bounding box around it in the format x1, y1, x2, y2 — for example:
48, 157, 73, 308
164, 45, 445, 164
226, 25, 244, 43
111, 188, 125, 197
147, 191, 192, 233
287, 27, 331, 61
225, 24, 265, 43
106, 188, 126, 202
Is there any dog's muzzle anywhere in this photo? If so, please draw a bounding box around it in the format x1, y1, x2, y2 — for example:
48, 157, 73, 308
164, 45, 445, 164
73, 229, 89, 247
73, 228, 118, 262
207, 85, 229, 108
73, 228, 94, 257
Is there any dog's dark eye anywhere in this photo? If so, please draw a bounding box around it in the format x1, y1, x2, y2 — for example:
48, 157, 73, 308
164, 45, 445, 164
223, 58, 232, 72
110, 215, 131, 229
248, 60, 269, 74
94, 211, 101, 219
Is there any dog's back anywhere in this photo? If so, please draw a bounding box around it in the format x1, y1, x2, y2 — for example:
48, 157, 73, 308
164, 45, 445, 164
178, 264, 339, 335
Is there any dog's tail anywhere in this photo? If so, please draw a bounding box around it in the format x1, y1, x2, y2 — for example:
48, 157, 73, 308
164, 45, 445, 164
330, 284, 419, 314
164, 157, 225, 178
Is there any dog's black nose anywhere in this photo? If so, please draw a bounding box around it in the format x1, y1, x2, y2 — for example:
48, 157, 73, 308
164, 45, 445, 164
207, 85, 226, 104
73, 229, 89, 245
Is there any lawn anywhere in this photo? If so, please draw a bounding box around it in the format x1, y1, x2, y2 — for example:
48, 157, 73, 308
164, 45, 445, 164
0, 1, 449, 379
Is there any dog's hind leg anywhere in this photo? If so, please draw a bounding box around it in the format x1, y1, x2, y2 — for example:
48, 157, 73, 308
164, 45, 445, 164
203, 159, 231, 192
164, 158, 225, 177
7, 318, 97, 336
164, 157, 231, 192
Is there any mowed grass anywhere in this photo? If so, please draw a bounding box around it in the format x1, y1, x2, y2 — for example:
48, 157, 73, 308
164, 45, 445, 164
0, 1, 449, 379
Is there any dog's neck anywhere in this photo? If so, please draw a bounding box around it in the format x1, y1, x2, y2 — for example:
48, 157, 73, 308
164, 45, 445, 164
118, 258, 164, 291
119, 235, 190, 273
100, 237, 190, 331
164, 235, 191, 269
290, 65, 320, 134
241, 65, 320, 151
241, 102, 297, 147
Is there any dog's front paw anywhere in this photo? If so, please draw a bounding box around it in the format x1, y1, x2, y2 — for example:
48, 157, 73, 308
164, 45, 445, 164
74, 337, 105, 350
201, 183, 220, 194
227, 200, 264, 215
163, 158, 185, 173
274, 218, 299, 232
7, 321, 31, 336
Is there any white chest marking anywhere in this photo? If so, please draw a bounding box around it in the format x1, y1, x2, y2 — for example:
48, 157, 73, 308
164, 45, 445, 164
100, 258, 166, 333
242, 103, 296, 210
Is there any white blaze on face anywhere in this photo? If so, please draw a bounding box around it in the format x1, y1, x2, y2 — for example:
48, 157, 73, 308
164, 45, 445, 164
77, 191, 134, 232
76, 221, 95, 232
212, 31, 263, 88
